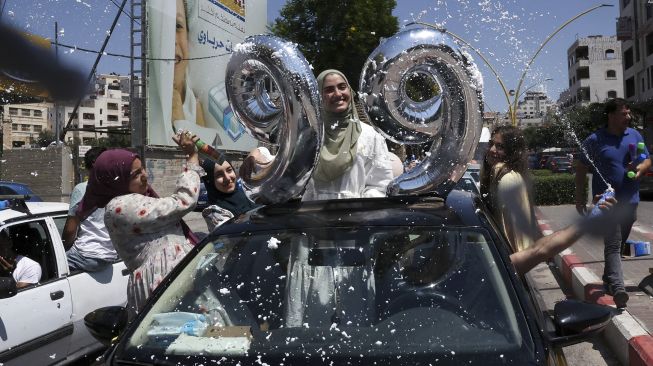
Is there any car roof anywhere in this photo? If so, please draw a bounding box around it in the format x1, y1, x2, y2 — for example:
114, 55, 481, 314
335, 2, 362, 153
214, 190, 486, 235
0, 201, 69, 224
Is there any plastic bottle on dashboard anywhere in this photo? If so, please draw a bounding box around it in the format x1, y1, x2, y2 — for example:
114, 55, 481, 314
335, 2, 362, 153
589, 186, 614, 217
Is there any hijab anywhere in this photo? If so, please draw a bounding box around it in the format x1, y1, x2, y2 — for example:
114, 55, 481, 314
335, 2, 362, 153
77, 149, 199, 244
201, 158, 259, 216
313, 69, 362, 182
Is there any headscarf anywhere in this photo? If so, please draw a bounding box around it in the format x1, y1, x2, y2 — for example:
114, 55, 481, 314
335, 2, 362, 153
76, 149, 199, 244
313, 69, 362, 182
76, 149, 148, 220
201, 158, 259, 216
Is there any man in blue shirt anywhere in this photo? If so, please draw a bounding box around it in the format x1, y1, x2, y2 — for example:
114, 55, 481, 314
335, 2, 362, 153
574, 98, 651, 308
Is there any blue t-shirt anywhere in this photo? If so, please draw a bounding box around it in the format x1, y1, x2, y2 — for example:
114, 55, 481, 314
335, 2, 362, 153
580, 127, 649, 204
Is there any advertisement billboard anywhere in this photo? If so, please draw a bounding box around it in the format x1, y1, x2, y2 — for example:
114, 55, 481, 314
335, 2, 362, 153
146, 0, 267, 149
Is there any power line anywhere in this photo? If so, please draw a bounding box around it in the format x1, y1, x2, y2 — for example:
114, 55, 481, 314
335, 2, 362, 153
51, 41, 233, 61
108, 0, 140, 25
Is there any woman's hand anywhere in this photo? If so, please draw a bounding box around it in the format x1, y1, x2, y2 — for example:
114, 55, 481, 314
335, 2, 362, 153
172, 131, 199, 165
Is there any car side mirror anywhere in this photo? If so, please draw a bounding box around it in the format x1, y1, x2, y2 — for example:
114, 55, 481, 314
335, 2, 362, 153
550, 299, 612, 347
0, 277, 17, 299
84, 306, 128, 347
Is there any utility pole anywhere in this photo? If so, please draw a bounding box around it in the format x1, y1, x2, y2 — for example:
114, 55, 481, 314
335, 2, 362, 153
54, 21, 60, 143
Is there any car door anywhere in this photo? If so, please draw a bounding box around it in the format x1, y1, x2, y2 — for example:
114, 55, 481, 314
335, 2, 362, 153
0, 219, 73, 365
51, 215, 129, 358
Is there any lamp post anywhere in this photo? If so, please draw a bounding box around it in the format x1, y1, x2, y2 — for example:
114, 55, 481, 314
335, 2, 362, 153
408, 4, 612, 126
510, 78, 553, 120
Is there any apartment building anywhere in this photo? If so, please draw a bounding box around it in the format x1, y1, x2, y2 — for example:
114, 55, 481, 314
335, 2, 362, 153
0, 103, 51, 149
558, 35, 624, 109
617, 0, 653, 147
61, 73, 130, 145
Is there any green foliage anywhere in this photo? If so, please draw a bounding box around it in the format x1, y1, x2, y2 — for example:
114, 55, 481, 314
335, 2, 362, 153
270, 0, 398, 88
36, 129, 56, 147
96, 132, 131, 148
556, 103, 605, 143
530, 169, 552, 176
533, 173, 586, 206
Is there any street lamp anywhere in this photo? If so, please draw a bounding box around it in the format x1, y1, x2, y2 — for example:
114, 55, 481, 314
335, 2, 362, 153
408, 4, 612, 126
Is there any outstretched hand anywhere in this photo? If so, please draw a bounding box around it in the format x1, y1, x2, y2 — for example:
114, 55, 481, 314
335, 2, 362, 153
172, 131, 198, 156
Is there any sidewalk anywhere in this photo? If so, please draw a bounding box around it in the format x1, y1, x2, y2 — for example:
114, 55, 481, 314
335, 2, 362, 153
537, 204, 653, 366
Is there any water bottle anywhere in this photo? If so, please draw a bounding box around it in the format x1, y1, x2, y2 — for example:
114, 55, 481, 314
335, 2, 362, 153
195, 138, 226, 164
589, 187, 614, 217
148, 312, 207, 337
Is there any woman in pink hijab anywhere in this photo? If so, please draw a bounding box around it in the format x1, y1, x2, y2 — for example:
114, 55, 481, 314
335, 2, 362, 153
77, 133, 202, 317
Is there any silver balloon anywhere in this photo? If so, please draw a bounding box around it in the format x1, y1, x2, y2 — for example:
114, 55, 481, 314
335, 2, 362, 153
226, 35, 322, 204
360, 26, 483, 196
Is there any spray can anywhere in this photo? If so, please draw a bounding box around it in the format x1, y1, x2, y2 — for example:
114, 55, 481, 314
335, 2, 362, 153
195, 138, 226, 164
627, 142, 648, 179
589, 187, 614, 217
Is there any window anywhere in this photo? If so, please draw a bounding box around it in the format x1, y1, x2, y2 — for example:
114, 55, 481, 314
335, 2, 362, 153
607, 90, 617, 99
21, 124, 30, 131
33, 110, 42, 117
107, 103, 119, 110
605, 49, 616, 59
82, 113, 95, 120
623, 0, 630, 8
68, 112, 78, 119
21, 109, 30, 117
626, 76, 636, 98
648, 4, 653, 20
8, 108, 17, 115
33, 125, 42, 132
624, 47, 634, 69
11, 124, 17, 131
3, 220, 59, 285
100, 108, 103, 115
647, 33, 653, 56
606, 70, 617, 79
107, 115, 119, 122
100, 120, 103, 126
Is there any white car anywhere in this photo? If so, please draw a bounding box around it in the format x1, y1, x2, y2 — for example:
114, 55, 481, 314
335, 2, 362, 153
0, 198, 128, 365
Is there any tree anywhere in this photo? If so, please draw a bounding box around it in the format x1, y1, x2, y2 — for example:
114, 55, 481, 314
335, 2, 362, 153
36, 129, 56, 147
270, 0, 398, 88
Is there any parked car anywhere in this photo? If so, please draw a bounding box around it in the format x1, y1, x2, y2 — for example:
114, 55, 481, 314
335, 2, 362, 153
87, 192, 612, 366
640, 167, 653, 197
0, 196, 128, 365
0, 181, 42, 202
194, 182, 209, 212
538, 154, 553, 169
547, 157, 573, 174
454, 172, 480, 195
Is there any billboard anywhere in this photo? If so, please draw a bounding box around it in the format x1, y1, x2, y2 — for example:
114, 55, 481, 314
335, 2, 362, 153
146, 0, 267, 149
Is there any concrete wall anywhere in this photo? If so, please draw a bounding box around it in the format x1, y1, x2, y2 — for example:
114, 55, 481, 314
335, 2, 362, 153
0, 145, 74, 202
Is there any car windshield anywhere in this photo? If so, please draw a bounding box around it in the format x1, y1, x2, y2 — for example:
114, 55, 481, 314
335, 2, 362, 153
119, 226, 535, 365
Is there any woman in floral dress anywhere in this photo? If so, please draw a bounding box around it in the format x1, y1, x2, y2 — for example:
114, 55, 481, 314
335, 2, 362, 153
76, 132, 202, 317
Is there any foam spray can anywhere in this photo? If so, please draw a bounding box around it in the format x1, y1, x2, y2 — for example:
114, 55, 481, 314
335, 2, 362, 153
195, 138, 226, 164
589, 186, 614, 217
627, 142, 648, 179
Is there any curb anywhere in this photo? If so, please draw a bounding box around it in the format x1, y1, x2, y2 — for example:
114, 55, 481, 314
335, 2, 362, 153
535, 209, 653, 366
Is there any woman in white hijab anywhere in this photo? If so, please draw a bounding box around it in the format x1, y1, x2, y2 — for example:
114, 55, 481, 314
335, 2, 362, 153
302, 69, 393, 200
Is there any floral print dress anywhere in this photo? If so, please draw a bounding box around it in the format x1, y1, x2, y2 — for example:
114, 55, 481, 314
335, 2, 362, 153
104, 165, 201, 316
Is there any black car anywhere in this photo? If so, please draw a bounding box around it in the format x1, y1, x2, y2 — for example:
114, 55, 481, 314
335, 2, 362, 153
87, 192, 610, 366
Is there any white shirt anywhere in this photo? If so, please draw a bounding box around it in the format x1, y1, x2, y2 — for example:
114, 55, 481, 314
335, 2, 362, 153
72, 207, 118, 261
13, 255, 41, 284
303, 123, 394, 200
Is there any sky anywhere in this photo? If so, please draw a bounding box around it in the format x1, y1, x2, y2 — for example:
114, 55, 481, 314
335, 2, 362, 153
1, 0, 621, 113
